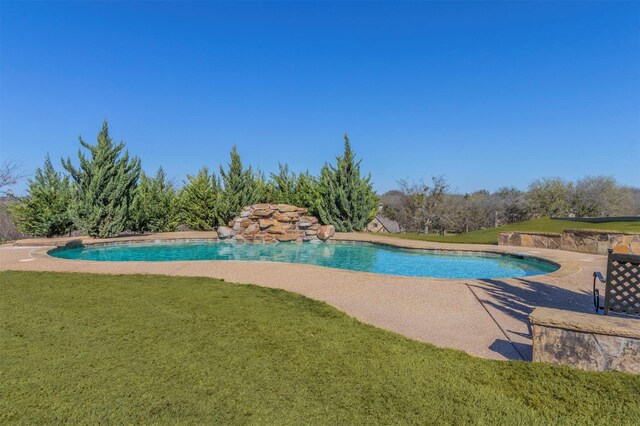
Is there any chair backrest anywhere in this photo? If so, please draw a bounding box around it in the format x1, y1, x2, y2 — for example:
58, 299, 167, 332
604, 249, 640, 316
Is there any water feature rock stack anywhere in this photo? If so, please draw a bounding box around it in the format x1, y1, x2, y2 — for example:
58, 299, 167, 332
218, 204, 335, 243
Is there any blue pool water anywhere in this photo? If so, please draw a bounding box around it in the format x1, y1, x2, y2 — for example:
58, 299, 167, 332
49, 241, 558, 279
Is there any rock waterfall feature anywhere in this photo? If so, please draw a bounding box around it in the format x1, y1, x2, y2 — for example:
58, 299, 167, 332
217, 204, 335, 243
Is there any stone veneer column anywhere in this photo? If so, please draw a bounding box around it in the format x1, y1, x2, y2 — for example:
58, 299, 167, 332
529, 307, 640, 374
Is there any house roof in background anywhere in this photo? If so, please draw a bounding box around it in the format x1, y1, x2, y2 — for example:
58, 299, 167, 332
375, 215, 401, 233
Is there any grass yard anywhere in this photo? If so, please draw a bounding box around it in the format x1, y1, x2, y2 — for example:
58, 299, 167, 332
390, 218, 640, 245
1, 271, 639, 424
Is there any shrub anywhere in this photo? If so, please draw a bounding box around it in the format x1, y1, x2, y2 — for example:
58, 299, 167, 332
179, 167, 221, 230
269, 164, 320, 215
12, 155, 73, 237
130, 167, 179, 233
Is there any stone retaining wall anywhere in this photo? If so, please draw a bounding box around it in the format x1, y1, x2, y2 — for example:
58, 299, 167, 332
499, 230, 640, 255
217, 204, 335, 243
498, 232, 560, 250
561, 230, 640, 255
529, 307, 640, 373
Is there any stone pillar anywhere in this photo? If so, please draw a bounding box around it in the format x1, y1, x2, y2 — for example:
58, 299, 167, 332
529, 307, 640, 374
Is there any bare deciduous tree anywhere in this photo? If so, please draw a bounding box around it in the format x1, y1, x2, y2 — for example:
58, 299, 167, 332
494, 187, 528, 225
572, 176, 630, 217
0, 160, 24, 196
382, 176, 450, 234
525, 177, 573, 218
380, 175, 637, 236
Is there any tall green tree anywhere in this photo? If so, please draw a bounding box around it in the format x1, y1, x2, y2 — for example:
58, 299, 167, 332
293, 171, 320, 215
62, 120, 141, 238
254, 169, 274, 204
317, 133, 377, 231
268, 164, 319, 213
179, 167, 220, 230
270, 163, 297, 204
130, 167, 178, 233
12, 155, 73, 237
218, 146, 261, 224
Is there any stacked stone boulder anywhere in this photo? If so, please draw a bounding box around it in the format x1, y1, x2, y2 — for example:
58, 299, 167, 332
217, 204, 335, 243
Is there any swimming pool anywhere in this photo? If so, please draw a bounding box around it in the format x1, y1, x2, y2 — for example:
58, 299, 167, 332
49, 240, 558, 279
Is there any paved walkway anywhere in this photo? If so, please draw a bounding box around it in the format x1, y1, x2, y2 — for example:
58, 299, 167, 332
0, 231, 606, 361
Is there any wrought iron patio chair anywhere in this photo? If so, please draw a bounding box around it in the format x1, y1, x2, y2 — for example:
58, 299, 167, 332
593, 249, 640, 316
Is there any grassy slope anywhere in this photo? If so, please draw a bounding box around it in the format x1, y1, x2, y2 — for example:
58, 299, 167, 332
391, 218, 640, 245
1, 271, 639, 424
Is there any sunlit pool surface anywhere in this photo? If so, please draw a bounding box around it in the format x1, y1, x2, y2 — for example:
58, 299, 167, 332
49, 240, 558, 279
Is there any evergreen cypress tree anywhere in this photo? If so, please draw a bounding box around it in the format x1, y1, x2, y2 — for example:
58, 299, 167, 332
62, 120, 141, 238
294, 171, 320, 215
317, 133, 377, 231
130, 167, 178, 233
269, 164, 320, 213
12, 155, 73, 237
270, 163, 297, 204
218, 146, 260, 224
254, 169, 275, 204
130, 172, 152, 232
179, 167, 220, 230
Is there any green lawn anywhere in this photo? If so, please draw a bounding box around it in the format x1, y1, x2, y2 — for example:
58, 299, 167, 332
1, 271, 639, 424
388, 218, 640, 245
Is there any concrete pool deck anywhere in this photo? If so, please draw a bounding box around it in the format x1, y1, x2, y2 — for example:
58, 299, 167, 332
0, 231, 607, 361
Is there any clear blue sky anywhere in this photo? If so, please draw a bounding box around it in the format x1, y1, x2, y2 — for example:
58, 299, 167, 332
1, 1, 639, 195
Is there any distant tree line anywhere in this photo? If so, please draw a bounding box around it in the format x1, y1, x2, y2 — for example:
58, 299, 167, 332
381, 176, 640, 234
8, 120, 377, 238
4, 120, 639, 240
